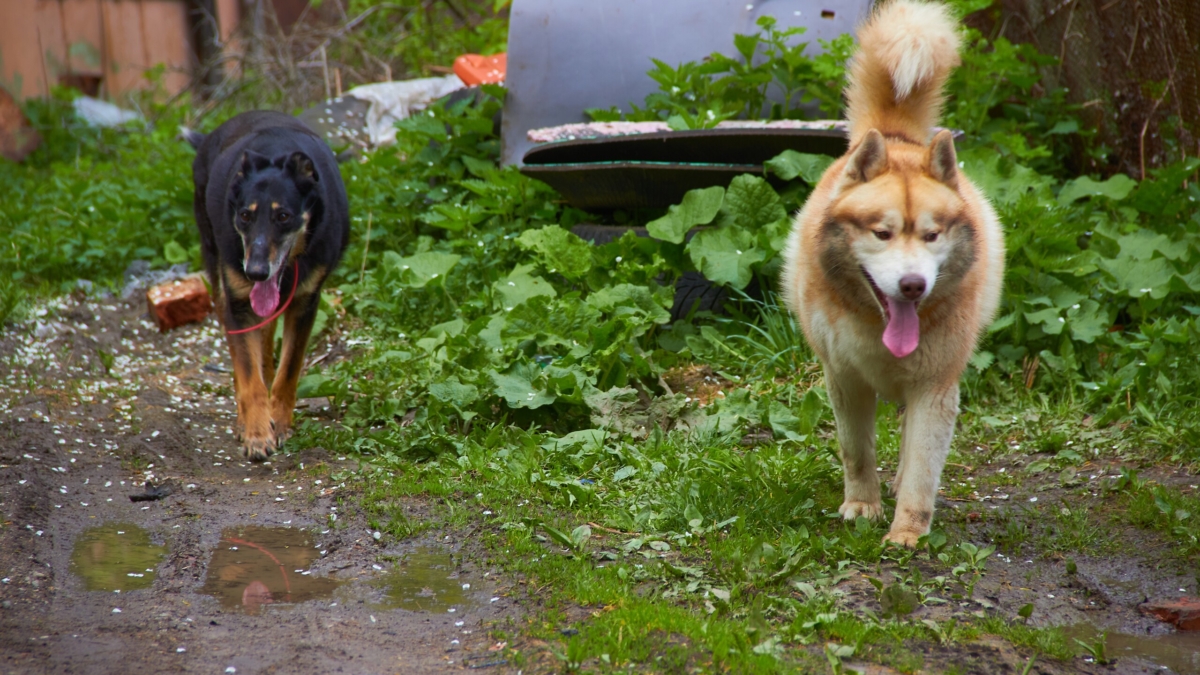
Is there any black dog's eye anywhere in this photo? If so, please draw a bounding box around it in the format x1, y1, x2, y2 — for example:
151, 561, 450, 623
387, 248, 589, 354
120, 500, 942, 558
924, 232, 940, 243
874, 230, 892, 241
277, 212, 290, 223
238, 209, 251, 222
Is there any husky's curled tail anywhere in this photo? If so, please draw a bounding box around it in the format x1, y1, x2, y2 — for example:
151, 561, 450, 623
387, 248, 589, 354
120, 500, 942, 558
844, 0, 961, 147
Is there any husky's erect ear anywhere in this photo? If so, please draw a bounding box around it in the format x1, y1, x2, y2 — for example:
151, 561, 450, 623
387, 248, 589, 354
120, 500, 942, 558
284, 152, 319, 190
844, 129, 889, 184
927, 130, 958, 189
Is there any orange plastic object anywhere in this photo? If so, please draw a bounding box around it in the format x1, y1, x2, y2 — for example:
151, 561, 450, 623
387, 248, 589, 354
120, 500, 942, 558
453, 53, 507, 85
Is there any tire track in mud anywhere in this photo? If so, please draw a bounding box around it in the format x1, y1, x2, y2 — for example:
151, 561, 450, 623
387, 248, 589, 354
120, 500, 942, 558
1, 295, 520, 675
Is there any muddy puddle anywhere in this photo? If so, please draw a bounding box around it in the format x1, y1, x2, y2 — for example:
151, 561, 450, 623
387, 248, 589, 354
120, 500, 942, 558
200, 526, 340, 614
1065, 623, 1200, 673
375, 547, 473, 613
69, 523, 167, 592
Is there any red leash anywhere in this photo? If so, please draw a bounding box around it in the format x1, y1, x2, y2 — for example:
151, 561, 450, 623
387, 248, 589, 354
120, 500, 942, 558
227, 260, 299, 335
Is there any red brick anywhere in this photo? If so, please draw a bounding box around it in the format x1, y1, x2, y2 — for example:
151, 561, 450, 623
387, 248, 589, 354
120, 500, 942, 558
1140, 598, 1200, 631
147, 275, 211, 332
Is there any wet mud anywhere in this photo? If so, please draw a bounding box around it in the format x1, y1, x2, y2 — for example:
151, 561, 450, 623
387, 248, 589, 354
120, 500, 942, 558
0, 297, 521, 675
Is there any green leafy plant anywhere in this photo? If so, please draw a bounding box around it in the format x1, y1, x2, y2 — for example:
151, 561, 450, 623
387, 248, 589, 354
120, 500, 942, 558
588, 15, 854, 127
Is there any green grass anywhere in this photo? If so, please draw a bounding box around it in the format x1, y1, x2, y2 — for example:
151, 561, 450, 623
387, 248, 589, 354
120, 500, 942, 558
1124, 481, 1200, 558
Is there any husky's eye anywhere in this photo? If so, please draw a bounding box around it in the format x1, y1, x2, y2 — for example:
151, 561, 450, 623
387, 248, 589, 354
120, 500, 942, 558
873, 230, 892, 241
923, 232, 940, 243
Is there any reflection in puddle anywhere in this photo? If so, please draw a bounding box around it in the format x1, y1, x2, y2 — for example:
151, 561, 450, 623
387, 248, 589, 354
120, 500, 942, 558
1065, 623, 1200, 674
200, 526, 340, 614
70, 523, 167, 592
376, 548, 472, 612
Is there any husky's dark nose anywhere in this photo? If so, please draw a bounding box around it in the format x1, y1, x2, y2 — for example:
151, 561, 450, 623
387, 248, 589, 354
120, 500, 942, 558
899, 275, 926, 300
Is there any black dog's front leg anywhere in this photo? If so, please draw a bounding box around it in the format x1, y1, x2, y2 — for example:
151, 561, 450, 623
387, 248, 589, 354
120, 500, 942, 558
270, 288, 321, 443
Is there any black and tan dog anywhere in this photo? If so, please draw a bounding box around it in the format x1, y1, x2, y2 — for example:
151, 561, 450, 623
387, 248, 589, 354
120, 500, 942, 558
185, 111, 349, 460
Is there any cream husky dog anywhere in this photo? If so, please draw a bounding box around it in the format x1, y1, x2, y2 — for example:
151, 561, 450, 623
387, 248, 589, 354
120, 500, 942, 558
781, 0, 1004, 547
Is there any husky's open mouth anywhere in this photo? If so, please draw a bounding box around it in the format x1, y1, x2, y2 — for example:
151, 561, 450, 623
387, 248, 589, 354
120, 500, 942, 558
861, 268, 921, 358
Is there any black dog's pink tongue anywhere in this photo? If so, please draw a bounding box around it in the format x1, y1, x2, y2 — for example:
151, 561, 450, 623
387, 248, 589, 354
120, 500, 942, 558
250, 275, 280, 317
882, 298, 920, 358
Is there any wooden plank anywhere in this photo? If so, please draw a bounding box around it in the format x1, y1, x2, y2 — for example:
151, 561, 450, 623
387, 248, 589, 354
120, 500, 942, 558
140, 1, 192, 94
60, 0, 105, 92
34, 0, 69, 96
0, 1, 45, 97
216, 0, 239, 44
101, 0, 148, 95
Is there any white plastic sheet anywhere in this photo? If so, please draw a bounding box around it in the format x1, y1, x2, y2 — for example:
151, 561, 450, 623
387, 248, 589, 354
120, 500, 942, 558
346, 75, 465, 147
73, 96, 142, 127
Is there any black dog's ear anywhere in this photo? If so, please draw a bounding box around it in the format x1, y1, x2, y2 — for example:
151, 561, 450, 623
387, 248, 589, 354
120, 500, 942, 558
284, 152, 319, 186
241, 150, 272, 176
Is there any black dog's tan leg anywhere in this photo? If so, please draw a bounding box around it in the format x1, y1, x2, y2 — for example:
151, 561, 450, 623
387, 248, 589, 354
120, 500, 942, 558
226, 338, 246, 442
261, 317, 278, 391
229, 328, 275, 461
270, 293, 319, 444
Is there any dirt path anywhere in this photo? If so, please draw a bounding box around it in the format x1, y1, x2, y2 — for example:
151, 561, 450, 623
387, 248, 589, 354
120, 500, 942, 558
0, 294, 519, 675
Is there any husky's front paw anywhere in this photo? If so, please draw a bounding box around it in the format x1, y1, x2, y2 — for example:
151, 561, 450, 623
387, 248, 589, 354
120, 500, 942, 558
839, 500, 883, 520
241, 429, 276, 462
882, 528, 924, 549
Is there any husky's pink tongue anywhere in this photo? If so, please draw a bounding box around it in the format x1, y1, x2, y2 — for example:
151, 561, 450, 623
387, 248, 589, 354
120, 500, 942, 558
250, 275, 280, 317
882, 298, 920, 358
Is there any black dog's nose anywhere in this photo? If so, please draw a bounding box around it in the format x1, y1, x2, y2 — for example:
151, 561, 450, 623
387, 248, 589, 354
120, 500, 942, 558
244, 260, 270, 282
899, 275, 926, 300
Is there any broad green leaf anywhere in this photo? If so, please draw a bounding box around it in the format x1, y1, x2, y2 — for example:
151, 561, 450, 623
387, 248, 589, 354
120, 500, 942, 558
764, 150, 834, 184
733, 32, 759, 61
797, 388, 827, 434
969, 350, 995, 371
382, 250, 461, 288
428, 377, 479, 408
1057, 174, 1136, 205
720, 174, 787, 229
583, 386, 646, 433
687, 227, 767, 289
1066, 299, 1108, 343
959, 147, 1053, 206
768, 399, 805, 441
646, 186, 725, 244
295, 373, 336, 399
544, 364, 594, 404
1116, 229, 1184, 262
542, 524, 576, 549
493, 265, 556, 310
613, 465, 637, 481
461, 155, 496, 178
163, 240, 188, 265
1023, 307, 1065, 335
490, 362, 555, 409
544, 428, 606, 452
586, 283, 671, 324
1047, 119, 1079, 134
1098, 255, 1176, 299
516, 225, 594, 278
570, 524, 592, 548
